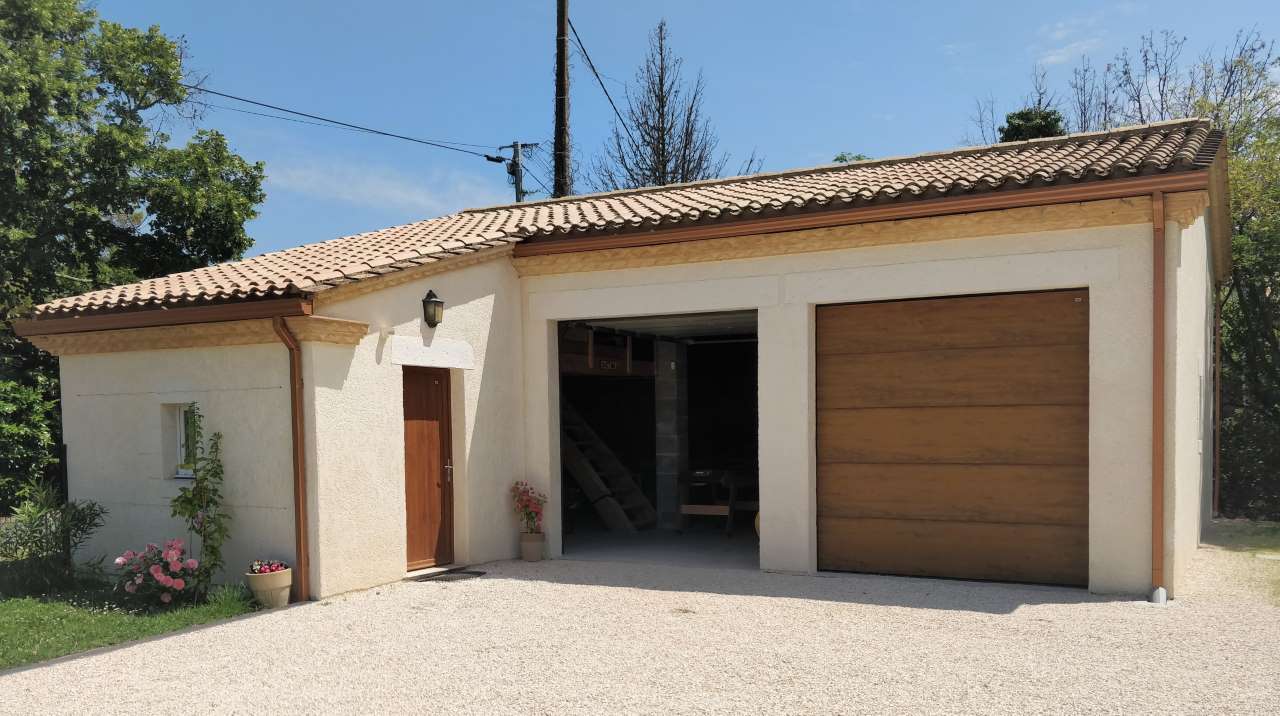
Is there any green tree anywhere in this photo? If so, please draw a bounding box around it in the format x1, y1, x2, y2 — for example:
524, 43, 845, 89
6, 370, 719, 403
832, 152, 871, 163
971, 30, 1280, 517
0, 380, 57, 514
997, 106, 1067, 141
0, 0, 265, 507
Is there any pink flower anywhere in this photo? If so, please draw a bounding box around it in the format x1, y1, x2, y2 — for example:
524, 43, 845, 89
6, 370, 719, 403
114, 556, 126, 567
149, 564, 164, 580
146, 543, 159, 553
185, 558, 198, 570
158, 575, 174, 588
122, 550, 136, 560
160, 592, 172, 604
134, 574, 143, 584
172, 578, 185, 590
169, 561, 183, 573
124, 582, 137, 594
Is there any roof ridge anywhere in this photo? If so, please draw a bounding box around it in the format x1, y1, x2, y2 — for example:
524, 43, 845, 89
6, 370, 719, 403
457, 118, 1211, 214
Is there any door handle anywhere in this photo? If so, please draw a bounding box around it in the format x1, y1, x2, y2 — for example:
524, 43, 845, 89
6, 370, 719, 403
444, 460, 453, 483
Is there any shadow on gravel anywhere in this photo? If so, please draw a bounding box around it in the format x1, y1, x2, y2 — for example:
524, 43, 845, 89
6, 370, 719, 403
470, 559, 1139, 615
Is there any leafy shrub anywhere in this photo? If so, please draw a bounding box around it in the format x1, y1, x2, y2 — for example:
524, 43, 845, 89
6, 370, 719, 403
1220, 406, 1280, 520
0, 380, 59, 515
0, 478, 107, 590
169, 404, 230, 596
113, 539, 199, 606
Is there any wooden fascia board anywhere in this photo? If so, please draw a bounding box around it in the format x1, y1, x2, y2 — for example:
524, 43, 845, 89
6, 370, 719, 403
1207, 146, 1232, 282
512, 171, 1212, 258
21, 315, 368, 356
14, 297, 313, 337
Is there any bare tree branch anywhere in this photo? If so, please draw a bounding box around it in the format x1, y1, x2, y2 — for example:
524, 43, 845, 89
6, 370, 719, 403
590, 20, 740, 191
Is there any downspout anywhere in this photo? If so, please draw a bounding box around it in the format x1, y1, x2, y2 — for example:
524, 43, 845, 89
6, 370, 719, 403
1151, 191, 1167, 603
272, 314, 311, 602
1212, 294, 1222, 517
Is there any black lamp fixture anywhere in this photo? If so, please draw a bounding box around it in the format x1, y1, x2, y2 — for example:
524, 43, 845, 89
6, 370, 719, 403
422, 290, 444, 328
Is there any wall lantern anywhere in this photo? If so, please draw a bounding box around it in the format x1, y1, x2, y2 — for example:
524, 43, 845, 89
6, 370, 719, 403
422, 290, 445, 328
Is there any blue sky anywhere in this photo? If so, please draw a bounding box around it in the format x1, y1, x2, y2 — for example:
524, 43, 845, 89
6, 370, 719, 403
99, 1, 1278, 256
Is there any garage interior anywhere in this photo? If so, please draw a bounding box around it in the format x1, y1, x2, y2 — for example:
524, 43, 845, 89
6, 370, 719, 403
558, 311, 760, 569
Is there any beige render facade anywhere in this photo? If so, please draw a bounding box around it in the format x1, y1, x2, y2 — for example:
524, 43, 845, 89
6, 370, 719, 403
45, 194, 1217, 600
21, 121, 1229, 601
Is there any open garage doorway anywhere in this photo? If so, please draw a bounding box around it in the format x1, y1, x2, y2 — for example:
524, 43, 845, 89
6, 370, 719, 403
558, 311, 759, 569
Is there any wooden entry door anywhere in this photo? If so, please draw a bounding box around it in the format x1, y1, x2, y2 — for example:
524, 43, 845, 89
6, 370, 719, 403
403, 366, 453, 569
815, 289, 1089, 586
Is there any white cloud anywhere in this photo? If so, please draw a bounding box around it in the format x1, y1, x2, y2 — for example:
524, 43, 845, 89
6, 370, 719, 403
941, 42, 974, 57
1035, 12, 1107, 65
266, 159, 509, 215
1039, 37, 1104, 66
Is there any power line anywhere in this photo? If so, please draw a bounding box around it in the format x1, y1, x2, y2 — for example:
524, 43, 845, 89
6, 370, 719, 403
523, 148, 554, 196
567, 18, 637, 148
180, 83, 505, 160
194, 101, 362, 131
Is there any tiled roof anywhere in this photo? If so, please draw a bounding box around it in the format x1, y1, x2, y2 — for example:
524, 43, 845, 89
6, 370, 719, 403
35, 118, 1220, 316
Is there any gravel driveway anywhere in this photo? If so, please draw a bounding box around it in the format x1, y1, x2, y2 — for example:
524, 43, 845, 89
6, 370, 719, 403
3, 546, 1278, 714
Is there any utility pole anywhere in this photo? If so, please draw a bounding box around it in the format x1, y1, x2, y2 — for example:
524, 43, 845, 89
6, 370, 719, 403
500, 141, 538, 203
496, 140, 522, 203
553, 0, 572, 197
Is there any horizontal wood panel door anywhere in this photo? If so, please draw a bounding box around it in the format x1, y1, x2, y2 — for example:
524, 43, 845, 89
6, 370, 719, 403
816, 289, 1089, 586
403, 366, 453, 570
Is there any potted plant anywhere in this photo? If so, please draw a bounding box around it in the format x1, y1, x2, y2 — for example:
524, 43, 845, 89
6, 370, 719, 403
511, 481, 547, 561
245, 559, 291, 608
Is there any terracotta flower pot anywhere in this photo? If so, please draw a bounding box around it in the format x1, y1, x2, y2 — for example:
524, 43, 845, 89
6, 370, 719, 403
520, 532, 545, 562
245, 567, 292, 608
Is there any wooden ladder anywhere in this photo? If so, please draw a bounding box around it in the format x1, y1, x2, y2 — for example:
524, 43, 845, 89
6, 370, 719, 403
561, 403, 657, 531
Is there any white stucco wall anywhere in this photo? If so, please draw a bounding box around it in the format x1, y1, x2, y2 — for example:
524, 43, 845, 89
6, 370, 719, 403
1165, 213, 1215, 598
522, 223, 1161, 594
53, 209, 1218, 601
303, 258, 525, 597
59, 344, 295, 583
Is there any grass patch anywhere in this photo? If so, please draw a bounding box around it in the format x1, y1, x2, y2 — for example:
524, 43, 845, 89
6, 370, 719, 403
0, 581, 254, 671
1203, 519, 1280, 605
1203, 519, 1280, 554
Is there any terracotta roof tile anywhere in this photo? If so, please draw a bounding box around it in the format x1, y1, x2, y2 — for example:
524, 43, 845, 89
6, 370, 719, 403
34, 119, 1220, 317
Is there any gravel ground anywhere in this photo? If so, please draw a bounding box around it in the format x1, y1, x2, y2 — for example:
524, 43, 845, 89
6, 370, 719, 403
3, 547, 1278, 715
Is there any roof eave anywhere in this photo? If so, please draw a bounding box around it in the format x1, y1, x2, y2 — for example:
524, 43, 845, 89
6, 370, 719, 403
14, 296, 314, 337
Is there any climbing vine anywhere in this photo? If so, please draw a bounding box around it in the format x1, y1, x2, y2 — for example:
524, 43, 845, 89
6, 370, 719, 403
169, 404, 231, 596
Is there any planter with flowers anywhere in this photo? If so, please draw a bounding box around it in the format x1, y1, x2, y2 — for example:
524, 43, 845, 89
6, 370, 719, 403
246, 559, 291, 608
511, 481, 547, 561
114, 538, 199, 607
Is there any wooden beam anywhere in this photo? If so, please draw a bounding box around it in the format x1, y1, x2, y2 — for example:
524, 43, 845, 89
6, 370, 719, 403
514, 171, 1211, 258
14, 297, 313, 337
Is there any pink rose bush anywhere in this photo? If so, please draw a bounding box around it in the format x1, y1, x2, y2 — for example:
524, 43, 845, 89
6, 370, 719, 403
114, 538, 198, 606
510, 481, 547, 534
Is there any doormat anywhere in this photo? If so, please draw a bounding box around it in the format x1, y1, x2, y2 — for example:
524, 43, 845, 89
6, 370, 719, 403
410, 569, 486, 582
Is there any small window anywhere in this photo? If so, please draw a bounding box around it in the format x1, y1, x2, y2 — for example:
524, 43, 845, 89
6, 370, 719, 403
174, 404, 198, 478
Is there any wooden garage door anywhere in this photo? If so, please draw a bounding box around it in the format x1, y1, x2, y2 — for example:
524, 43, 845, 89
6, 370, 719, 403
816, 289, 1089, 586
